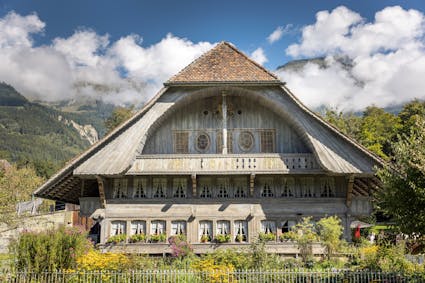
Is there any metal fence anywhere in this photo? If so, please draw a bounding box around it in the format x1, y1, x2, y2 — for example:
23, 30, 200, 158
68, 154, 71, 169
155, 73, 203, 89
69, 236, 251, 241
1, 269, 424, 283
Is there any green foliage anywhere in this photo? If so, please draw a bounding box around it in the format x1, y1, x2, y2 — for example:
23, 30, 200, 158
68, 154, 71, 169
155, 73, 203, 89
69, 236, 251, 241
376, 117, 425, 236
0, 164, 47, 225
0, 82, 27, 106
279, 231, 297, 242
317, 216, 344, 259
258, 232, 277, 242
200, 234, 211, 242
150, 233, 166, 243
215, 234, 231, 243
323, 108, 361, 138
291, 217, 318, 263
10, 226, 91, 272
106, 234, 127, 244
129, 233, 147, 243
105, 106, 134, 134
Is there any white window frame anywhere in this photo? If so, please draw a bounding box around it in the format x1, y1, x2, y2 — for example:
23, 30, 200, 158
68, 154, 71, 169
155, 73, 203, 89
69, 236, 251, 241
199, 220, 213, 241
171, 220, 186, 235
217, 220, 230, 235
261, 220, 276, 234
234, 220, 248, 241
130, 220, 146, 235
113, 178, 128, 199
150, 220, 166, 235
110, 220, 126, 236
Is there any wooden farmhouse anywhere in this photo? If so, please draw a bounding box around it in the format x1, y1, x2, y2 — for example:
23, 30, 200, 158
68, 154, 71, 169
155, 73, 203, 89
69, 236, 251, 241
35, 42, 383, 254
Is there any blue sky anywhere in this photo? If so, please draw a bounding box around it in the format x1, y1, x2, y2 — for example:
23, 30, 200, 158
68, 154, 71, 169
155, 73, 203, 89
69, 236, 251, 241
2, 0, 424, 69
1, 1, 425, 110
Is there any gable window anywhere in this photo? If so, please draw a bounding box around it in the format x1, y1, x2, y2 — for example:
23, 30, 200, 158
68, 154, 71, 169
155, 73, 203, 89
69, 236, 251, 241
260, 130, 275, 153
199, 221, 212, 242
110, 220, 126, 236
301, 177, 315, 197
174, 131, 189, 153
133, 178, 147, 198
113, 179, 128, 199
216, 131, 233, 153
320, 177, 336, 197
281, 178, 295, 197
150, 220, 165, 235
260, 178, 274, 197
234, 220, 248, 242
217, 220, 230, 235
234, 178, 247, 198
281, 220, 296, 233
173, 178, 187, 198
130, 220, 146, 235
152, 178, 167, 198
171, 221, 186, 236
261, 220, 276, 234
216, 178, 230, 198
195, 132, 211, 153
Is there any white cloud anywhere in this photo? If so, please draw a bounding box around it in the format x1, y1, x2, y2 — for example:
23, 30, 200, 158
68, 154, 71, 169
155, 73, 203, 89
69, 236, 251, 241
267, 25, 292, 44
0, 12, 216, 105
250, 47, 268, 65
279, 6, 425, 111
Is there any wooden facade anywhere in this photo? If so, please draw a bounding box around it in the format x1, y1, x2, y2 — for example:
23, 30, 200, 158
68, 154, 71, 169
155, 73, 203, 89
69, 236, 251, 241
35, 42, 383, 254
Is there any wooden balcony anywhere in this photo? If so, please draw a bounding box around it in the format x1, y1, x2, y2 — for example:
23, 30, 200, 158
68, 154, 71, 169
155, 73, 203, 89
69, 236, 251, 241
127, 153, 321, 175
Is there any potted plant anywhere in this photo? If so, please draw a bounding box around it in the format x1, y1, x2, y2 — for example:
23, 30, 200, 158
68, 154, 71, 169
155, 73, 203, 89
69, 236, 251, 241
150, 233, 166, 243
279, 231, 297, 242
129, 233, 147, 243
200, 234, 211, 243
259, 232, 276, 242
106, 234, 127, 244
215, 234, 231, 243
235, 234, 244, 242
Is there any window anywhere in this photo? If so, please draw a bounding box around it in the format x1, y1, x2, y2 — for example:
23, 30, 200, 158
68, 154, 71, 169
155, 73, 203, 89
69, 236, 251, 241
281, 220, 296, 233
152, 178, 167, 198
261, 220, 276, 234
216, 131, 233, 153
281, 178, 295, 197
150, 220, 165, 235
199, 179, 212, 198
301, 177, 315, 197
217, 221, 230, 235
260, 130, 275, 153
260, 178, 274, 197
238, 131, 255, 152
113, 179, 128, 199
130, 220, 146, 235
199, 221, 212, 242
195, 132, 211, 152
234, 178, 247, 198
320, 177, 335, 197
133, 178, 147, 198
234, 220, 248, 242
216, 178, 230, 198
174, 131, 189, 153
111, 220, 126, 236
171, 221, 186, 235
173, 178, 187, 198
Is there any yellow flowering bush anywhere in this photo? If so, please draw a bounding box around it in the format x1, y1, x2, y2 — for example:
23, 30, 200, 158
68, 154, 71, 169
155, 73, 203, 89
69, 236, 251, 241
76, 250, 130, 271
191, 258, 235, 283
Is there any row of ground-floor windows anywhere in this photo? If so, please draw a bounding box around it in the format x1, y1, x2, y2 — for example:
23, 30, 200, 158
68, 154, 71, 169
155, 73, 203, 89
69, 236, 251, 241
109, 219, 297, 243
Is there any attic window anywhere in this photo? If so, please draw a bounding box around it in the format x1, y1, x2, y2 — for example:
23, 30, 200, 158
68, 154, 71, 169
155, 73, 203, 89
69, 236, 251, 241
133, 178, 147, 198
260, 130, 275, 153
113, 179, 128, 199
174, 131, 189, 153
238, 131, 254, 152
196, 132, 210, 152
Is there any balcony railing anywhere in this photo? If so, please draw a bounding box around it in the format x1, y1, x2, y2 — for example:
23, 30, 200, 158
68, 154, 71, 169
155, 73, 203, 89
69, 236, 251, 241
127, 153, 321, 175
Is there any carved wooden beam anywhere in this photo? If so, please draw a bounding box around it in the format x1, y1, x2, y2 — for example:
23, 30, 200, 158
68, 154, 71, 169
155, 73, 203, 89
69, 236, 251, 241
346, 175, 354, 207
96, 176, 106, 208
250, 173, 255, 197
191, 174, 197, 198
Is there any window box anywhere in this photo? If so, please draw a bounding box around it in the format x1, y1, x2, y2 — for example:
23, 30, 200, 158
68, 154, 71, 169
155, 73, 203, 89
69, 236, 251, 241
129, 233, 147, 243
279, 231, 297, 242
200, 234, 211, 243
107, 234, 127, 244
215, 234, 231, 243
259, 232, 276, 242
150, 233, 167, 243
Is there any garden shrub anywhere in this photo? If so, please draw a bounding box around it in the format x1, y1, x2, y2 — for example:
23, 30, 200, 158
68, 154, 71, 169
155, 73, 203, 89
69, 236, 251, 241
106, 234, 126, 244
10, 225, 91, 272
76, 250, 130, 271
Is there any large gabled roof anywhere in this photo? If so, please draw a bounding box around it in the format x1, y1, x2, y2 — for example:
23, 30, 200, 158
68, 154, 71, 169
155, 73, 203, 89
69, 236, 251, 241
165, 42, 282, 86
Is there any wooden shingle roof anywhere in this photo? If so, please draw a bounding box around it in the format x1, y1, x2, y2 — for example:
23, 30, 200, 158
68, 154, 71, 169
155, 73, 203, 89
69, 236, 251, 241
165, 42, 282, 86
